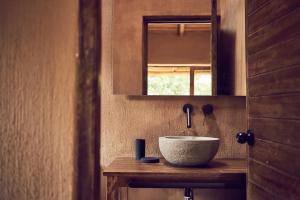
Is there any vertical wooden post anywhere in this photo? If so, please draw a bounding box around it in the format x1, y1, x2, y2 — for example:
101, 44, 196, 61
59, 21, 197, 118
211, 0, 218, 95
190, 67, 195, 95
107, 176, 120, 200
77, 0, 101, 199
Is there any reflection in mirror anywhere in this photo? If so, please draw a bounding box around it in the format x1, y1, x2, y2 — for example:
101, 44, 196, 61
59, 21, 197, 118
146, 22, 212, 96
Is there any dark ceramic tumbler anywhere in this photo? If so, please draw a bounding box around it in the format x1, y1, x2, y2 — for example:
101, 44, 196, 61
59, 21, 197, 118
135, 139, 145, 160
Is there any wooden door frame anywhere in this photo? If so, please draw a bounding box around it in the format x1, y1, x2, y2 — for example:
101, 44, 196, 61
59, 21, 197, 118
76, 0, 101, 200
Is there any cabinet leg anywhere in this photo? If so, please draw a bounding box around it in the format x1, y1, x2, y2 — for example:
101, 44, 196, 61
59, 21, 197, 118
107, 176, 119, 200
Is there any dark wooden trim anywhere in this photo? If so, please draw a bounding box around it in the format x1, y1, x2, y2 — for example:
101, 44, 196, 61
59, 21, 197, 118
142, 18, 148, 95
143, 16, 212, 23
190, 67, 195, 95
211, 0, 218, 95
76, 0, 101, 200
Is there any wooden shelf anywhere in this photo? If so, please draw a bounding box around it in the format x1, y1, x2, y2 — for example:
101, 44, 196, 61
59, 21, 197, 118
104, 157, 247, 177
103, 157, 247, 200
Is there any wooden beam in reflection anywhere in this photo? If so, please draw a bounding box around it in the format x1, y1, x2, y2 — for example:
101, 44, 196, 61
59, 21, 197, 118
148, 23, 211, 32
190, 67, 195, 95
178, 24, 185, 36
148, 66, 211, 75
148, 63, 211, 67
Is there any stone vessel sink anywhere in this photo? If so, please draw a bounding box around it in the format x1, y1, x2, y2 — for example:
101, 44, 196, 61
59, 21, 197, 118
159, 136, 220, 167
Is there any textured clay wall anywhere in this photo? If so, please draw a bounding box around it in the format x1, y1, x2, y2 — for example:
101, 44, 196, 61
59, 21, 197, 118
101, 0, 247, 199
0, 0, 78, 200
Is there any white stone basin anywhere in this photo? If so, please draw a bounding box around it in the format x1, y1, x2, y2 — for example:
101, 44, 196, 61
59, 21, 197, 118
159, 136, 220, 166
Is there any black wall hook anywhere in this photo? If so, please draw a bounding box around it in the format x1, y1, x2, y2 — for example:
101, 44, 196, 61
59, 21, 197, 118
202, 104, 214, 116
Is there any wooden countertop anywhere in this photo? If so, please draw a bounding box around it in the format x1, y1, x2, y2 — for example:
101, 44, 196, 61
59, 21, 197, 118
103, 157, 247, 178
103, 157, 247, 199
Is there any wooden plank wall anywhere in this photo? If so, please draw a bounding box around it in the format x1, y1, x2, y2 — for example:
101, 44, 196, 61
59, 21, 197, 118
247, 0, 300, 199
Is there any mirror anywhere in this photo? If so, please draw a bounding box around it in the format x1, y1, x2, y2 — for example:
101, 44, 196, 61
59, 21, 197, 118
144, 18, 216, 96
112, 0, 246, 96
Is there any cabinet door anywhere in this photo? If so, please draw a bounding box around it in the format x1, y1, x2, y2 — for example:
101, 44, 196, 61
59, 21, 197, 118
247, 0, 300, 199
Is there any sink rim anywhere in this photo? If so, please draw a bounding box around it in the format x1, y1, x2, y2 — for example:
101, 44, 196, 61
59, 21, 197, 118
159, 136, 220, 141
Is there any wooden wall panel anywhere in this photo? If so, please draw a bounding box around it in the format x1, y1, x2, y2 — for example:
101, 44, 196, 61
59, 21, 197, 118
247, 0, 270, 15
249, 94, 300, 119
248, 160, 300, 199
249, 139, 300, 178
0, 0, 78, 199
248, 0, 300, 35
248, 35, 300, 76
247, 0, 300, 198
101, 0, 246, 199
248, 65, 300, 96
247, 182, 282, 200
248, 6, 300, 55
248, 118, 300, 148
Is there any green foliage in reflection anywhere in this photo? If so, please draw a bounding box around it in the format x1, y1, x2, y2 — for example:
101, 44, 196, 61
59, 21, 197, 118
194, 74, 212, 95
148, 75, 189, 95
147, 73, 212, 96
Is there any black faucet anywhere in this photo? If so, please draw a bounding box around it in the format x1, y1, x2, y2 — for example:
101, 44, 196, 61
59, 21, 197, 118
184, 188, 193, 200
183, 104, 193, 129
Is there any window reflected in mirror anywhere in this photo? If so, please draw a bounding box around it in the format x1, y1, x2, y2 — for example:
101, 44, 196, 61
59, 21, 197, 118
147, 65, 212, 95
145, 21, 212, 96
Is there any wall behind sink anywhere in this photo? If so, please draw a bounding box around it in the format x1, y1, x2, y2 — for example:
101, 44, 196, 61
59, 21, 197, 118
101, 0, 247, 199
0, 0, 78, 199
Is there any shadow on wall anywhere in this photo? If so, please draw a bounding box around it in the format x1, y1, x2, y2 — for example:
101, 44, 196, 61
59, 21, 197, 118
203, 113, 223, 156
203, 114, 221, 138
219, 30, 236, 95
